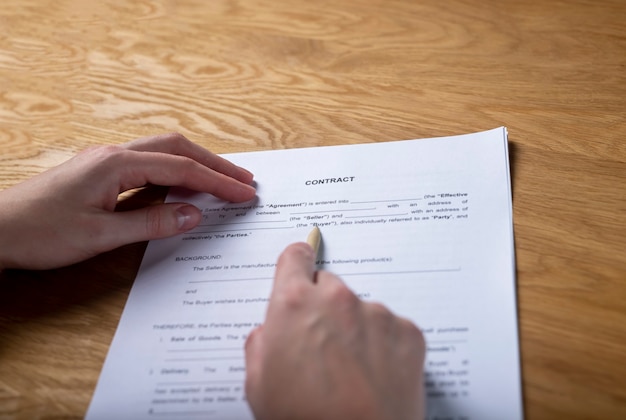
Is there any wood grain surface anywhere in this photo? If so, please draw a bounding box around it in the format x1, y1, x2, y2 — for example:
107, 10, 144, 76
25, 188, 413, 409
1, 0, 625, 418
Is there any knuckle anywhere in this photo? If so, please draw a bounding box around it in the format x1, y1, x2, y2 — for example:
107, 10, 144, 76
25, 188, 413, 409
164, 132, 189, 148
322, 276, 358, 307
369, 301, 394, 319
279, 282, 308, 310
244, 326, 260, 351
176, 157, 201, 183
399, 318, 426, 349
366, 302, 395, 329
271, 279, 308, 312
83, 144, 125, 160
279, 243, 314, 264
77, 145, 128, 171
144, 205, 164, 237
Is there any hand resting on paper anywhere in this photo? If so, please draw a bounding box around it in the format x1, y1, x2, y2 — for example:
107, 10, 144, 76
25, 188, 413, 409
0, 132, 256, 270
245, 242, 426, 420
0, 132, 426, 419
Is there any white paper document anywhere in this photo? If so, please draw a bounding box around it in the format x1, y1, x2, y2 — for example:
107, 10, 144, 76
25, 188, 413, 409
87, 127, 522, 420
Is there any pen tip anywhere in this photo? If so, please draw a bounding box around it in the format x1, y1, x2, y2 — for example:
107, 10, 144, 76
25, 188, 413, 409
306, 226, 321, 254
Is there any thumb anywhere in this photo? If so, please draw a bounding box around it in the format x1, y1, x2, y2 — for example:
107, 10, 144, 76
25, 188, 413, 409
98, 203, 201, 250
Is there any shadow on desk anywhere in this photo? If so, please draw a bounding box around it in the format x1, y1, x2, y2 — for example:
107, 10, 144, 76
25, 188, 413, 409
0, 242, 144, 317
0, 242, 146, 417
0, 185, 168, 331
0, 186, 172, 417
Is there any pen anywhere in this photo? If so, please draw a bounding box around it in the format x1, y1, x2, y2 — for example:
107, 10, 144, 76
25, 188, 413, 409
306, 226, 321, 256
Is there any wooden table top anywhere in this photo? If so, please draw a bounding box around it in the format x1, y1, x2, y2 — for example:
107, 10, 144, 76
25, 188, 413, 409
1, 0, 625, 418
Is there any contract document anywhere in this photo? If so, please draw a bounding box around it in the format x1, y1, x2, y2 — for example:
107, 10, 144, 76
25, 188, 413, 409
87, 127, 522, 420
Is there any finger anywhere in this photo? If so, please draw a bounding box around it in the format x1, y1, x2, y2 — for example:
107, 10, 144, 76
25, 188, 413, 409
94, 203, 201, 250
363, 301, 396, 340
272, 242, 317, 294
313, 269, 347, 288
244, 325, 264, 402
116, 150, 256, 203
364, 301, 395, 320
123, 133, 254, 184
397, 317, 427, 356
244, 325, 263, 375
315, 270, 361, 314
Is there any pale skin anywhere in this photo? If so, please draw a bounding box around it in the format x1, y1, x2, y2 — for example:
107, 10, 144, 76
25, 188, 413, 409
0, 133, 426, 419
245, 242, 426, 420
0, 132, 255, 270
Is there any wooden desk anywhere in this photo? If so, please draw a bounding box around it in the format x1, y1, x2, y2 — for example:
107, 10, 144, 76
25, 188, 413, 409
1, 0, 624, 418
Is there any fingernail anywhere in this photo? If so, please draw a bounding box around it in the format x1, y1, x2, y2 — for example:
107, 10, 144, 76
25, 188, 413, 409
176, 206, 198, 231
242, 183, 257, 195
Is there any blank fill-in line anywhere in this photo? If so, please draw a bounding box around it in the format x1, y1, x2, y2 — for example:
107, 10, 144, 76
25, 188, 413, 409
344, 213, 410, 218
197, 220, 288, 227
338, 268, 462, 276
164, 357, 244, 362
291, 207, 376, 215
167, 348, 242, 353
184, 227, 293, 235
156, 380, 243, 386
188, 269, 460, 284
351, 198, 423, 204
149, 411, 217, 417
189, 276, 273, 283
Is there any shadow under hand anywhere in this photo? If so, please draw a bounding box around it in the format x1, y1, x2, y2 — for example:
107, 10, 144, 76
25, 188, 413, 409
0, 185, 170, 352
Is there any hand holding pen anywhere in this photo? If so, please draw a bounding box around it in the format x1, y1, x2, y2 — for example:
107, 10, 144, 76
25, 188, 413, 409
244, 228, 426, 420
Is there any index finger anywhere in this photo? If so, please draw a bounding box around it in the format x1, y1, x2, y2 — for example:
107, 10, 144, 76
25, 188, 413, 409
123, 133, 254, 185
272, 242, 317, 294
112, 150, 256, 203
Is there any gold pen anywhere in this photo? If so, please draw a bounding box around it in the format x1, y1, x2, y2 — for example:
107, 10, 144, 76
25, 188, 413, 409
306, 226, 321, 256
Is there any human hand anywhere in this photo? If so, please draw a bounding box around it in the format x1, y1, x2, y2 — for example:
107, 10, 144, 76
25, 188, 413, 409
244, 243, 426, 420
0, 133, 256, 270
